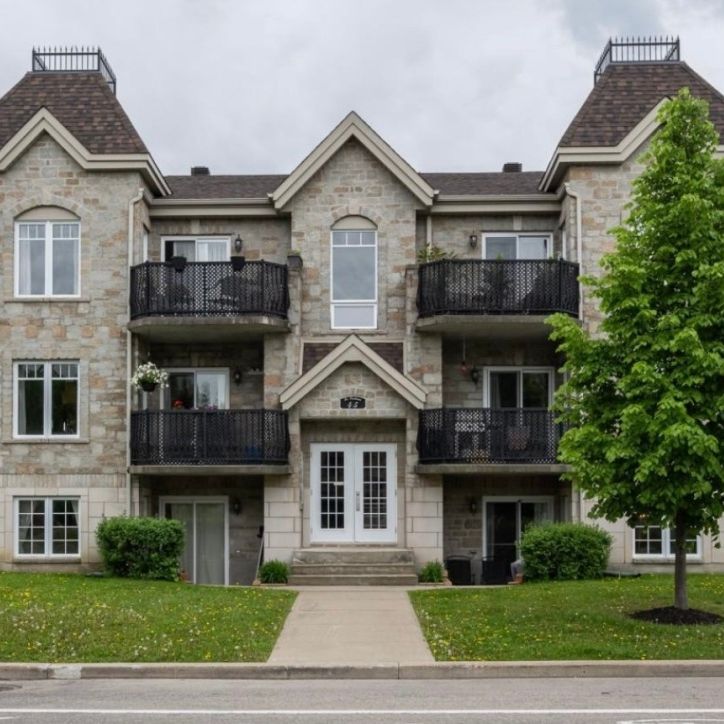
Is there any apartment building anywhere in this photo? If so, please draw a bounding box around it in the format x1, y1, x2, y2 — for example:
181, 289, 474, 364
1, 39, 722, 585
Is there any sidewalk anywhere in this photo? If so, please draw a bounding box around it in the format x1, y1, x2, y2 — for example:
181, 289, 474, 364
268, 586, 434, 665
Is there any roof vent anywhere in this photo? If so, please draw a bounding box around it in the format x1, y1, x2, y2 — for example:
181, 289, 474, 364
191, 166, 210, 176
594, 36, 680, 85
31, 47, 116, 94
502, 162, 523, 173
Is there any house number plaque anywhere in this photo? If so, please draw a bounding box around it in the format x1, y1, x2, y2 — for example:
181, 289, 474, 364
340, 396, 366, 409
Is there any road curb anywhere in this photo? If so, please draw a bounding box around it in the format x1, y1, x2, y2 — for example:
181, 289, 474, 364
1, 660, 724, 680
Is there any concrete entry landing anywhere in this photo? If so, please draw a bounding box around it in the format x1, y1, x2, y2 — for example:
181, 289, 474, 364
268, 586, 434, 665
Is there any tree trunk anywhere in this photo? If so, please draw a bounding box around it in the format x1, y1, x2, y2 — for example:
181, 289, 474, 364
673, 509, 689, 610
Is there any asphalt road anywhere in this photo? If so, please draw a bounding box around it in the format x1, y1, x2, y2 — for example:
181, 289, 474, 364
0, 677, 723, 723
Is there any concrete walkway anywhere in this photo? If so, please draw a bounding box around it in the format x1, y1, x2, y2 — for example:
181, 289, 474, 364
268, 587, 434, 665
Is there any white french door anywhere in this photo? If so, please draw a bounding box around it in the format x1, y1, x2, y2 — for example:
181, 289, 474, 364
160, 496, 228, 585
310, 443, 397, 543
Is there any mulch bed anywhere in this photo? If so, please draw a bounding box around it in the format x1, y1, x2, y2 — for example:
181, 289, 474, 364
630, 606, 723, 625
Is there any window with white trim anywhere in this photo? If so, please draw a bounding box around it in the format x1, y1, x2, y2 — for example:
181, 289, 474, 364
15, 497, 79, 556
15, 220, 80, 296
165, 369, 229, 410
633, 525, 701, 559
15, 361, 79, 438
483, 234, 551, 260
331, 228, 378, 329
483, 367, 554, 409
163, 237, 230, 261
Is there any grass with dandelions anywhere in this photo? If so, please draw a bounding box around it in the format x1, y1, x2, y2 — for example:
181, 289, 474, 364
410, 575, 724, 660
0, 572, 296, 662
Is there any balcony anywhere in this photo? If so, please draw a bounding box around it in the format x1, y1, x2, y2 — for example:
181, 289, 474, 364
416, 408, 567, 474
128, 261, 289, 341
416, 259, 579, 338
130, 409, 290, 475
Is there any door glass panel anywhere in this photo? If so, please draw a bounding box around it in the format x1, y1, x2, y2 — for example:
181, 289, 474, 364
195, 503, 225, 585
166, 503, 194, 581
362, 451, 387, 530
518, 236, 548, 259
171, 240, 196, 261
485, 502, 517, 571
520, 502, 551, 537
197, 240, 229, 262
195, 372, 227, 410
485, 236, 516, 260
490, 372, 518, 408
320, 451, 345, 530
522, 372, 549, 408
168, 373, 194, 409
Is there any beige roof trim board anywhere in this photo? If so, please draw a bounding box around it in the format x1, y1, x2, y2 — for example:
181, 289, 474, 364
540, 99, 669, 191
280, 335, 427, 411
270, 111, 436, 209
0, 108, 170, 195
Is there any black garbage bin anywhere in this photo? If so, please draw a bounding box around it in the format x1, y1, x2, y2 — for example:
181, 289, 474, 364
481, 558, 508, 585
445, 555, 472, 585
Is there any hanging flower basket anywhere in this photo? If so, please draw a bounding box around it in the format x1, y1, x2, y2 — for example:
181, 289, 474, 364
231, 255, 246, 272
131, 362, 169, 392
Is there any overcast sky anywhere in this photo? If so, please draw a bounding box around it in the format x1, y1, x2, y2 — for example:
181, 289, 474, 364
1, 0, 723, 176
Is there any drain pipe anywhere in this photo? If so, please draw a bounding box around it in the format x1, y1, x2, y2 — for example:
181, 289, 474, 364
563, 183, 583, 319
126, 188, 145, 517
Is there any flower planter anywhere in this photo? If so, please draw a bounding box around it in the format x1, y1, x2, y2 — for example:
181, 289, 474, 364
286, 253, 303, 270
139, 380, 158, 393
169, 255, 187, 273
231, 255, 247, 272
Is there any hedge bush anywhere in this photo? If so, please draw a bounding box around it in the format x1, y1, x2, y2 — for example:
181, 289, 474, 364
259, 560, 289, 584
419, 560, 445, 583
96, 516, 185, 581
519, 522, 612, 581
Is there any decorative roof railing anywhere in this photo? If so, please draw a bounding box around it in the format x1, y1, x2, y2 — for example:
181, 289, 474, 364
594, 36, 680, 85
32, 46, 116, 94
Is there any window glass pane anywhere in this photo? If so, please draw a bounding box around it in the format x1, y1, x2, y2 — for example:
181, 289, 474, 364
197, 240, 229, 262
171, 241, 196, 261
168, 373, 195, 409
17, 499, 45, 555
518, 236, 549, 259
196, 372, 227, 409
668, 529, 699, 556
360, 231, 376, 246
18, 237, 46, 294
51, 376, 78, 435
18, 378, 44, 435
490, 372, 518, 408
522, 373, 550, 408
485, 237, 516, 260
332, 246, 375, 300
333, 304, 376, 328
635, 525, 662, 555
331, 231, 346, 246
52, 237, 78, 295
51, 499, 79, 555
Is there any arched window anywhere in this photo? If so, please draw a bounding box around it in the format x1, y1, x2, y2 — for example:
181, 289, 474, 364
330, 216, 377, 329
15, 206, 80, 297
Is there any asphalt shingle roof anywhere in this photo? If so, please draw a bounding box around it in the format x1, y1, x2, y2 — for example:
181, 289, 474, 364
420, 171, 545, 195
560, 62, 724, 147
0, 71, 148, 154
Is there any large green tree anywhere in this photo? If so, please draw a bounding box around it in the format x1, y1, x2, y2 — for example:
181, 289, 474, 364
549, 89, 724, 611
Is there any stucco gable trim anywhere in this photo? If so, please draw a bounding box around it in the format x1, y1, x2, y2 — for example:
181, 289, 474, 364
270, 112, 436, 209
0, 108, 170, 195
280, 335, 426, 410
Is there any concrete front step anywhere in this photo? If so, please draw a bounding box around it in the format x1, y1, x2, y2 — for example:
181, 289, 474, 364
291, 562, 417, 576
292, 547, 415, 565
287, 573, 419, 586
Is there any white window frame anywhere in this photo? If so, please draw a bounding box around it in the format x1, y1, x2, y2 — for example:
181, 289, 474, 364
14, 219, 81, 298
482, 366, 555, 408
164, 368, 230, 410
14, 496, 80, 559
13, 361, 80, 439
632, 525, 702, 561
482, 233, 553, 260
330, 229, 378, 330
160, 236, 231, 261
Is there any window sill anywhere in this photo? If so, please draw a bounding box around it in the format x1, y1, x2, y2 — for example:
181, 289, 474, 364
13, 556, 81, 563
5, 437, 89, 445
632, 557, 703, 564
5, 297, 90, 304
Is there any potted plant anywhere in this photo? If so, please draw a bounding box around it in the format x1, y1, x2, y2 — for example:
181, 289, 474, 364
286, 250, 303, 270
169, 255, 187, 273
131, 362, 169, 393
231, 255, 246, 272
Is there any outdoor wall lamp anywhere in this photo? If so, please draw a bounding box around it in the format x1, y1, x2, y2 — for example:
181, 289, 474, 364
468, 498, 478, 514
234, 235, 243, 253
233, 368, 243, 385
468, 233, 478, 248
470, 366, 481, 385
231, 498, 242, 516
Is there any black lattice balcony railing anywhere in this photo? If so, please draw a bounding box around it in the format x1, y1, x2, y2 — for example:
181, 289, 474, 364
417, 408, 563, 464
130, 409, 290, 466
417, 259, 579, 318
130, 261, 289, 320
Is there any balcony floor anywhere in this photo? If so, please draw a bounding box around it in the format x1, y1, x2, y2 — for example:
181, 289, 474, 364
130, 464, 291, 476
416, 314, 570, 340
127, 315, 289, 342
415, 463, 570, 475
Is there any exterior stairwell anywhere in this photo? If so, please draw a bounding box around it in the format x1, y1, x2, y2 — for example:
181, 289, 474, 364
288, 547, 419, 586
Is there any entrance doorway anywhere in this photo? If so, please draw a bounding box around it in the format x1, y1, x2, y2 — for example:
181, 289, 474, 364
483, 497, 553, 578
160, 496, 228, 585
310, 444, 397, 544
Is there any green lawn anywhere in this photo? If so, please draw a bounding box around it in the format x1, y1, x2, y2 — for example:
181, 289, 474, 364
410, 575, 724, 661
0, 573, 296, 663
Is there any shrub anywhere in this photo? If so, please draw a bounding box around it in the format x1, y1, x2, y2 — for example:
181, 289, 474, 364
96, 516, 185, 581
259, 560, 289, 584
519, 522, 612, 581
419, 560, 445, 583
